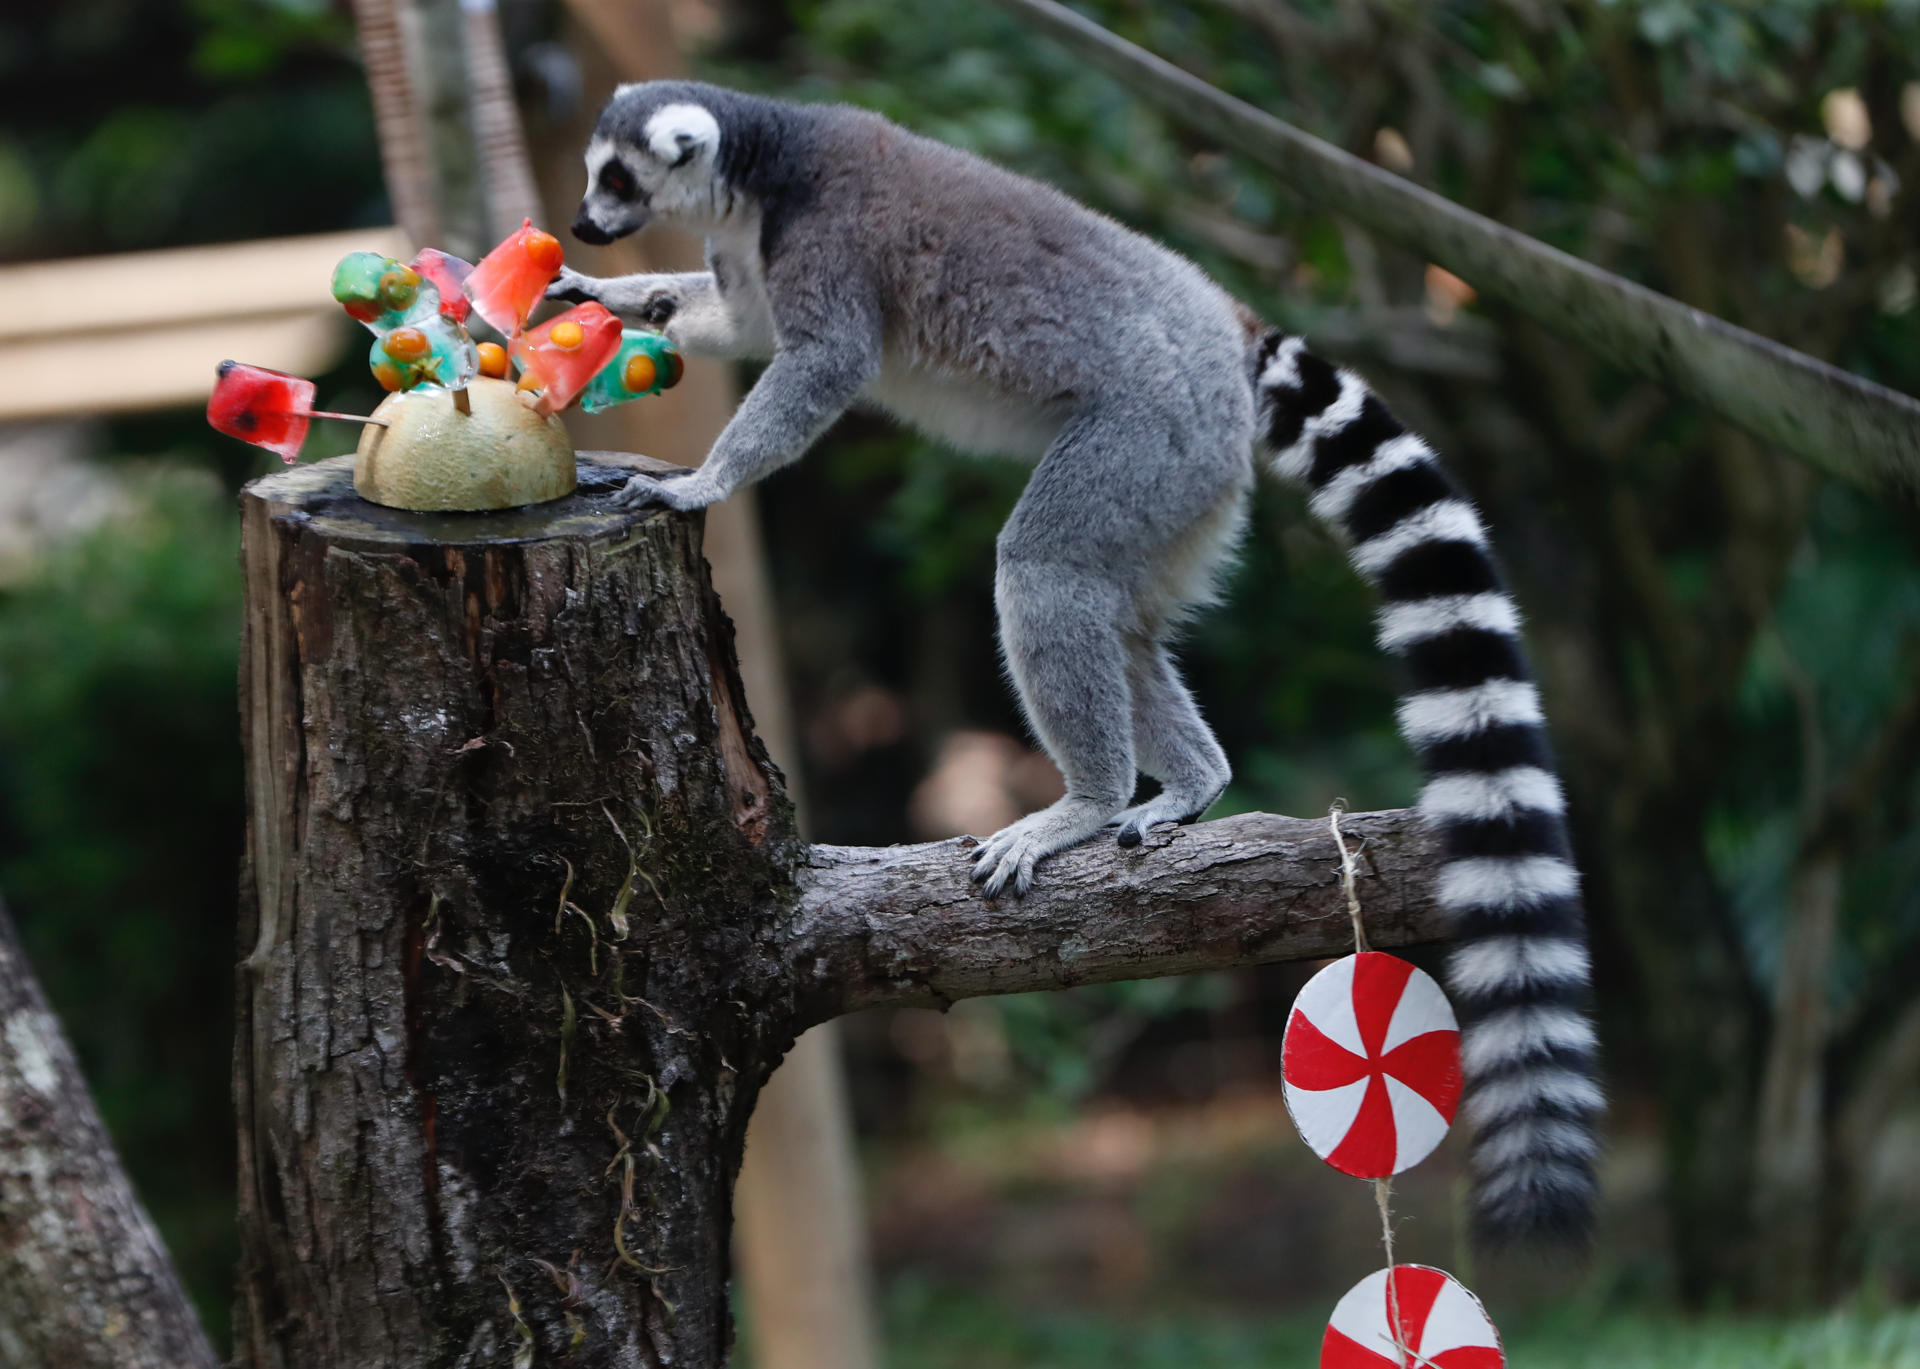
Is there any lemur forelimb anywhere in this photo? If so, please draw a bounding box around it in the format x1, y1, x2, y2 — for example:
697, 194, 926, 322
551, 266, 770, 357
556, 81, 1601, 1245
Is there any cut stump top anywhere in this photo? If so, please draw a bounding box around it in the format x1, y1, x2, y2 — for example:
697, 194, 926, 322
241, 450, 680, 550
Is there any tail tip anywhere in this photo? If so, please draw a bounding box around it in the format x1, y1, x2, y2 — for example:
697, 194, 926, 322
1471, 1167, 1599, 1255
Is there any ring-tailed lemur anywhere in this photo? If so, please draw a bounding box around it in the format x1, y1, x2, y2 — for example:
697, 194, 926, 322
554, 81, 1601, 1245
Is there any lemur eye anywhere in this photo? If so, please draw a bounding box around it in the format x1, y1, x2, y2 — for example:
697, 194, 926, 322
599, 160, 635, 199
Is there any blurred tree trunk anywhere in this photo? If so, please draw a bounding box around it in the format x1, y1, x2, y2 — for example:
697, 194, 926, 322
0, 895, 218, 1368
1755, 676, 1920, 1300
733, 1026, 879, 1369
1753, 855, 1839, 1302
351, 0, 538, 258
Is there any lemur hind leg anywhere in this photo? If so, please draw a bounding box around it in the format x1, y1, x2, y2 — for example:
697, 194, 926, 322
972, 402, 1246, 895
971, 557, 1137, 896
1108, 640, 1231, 847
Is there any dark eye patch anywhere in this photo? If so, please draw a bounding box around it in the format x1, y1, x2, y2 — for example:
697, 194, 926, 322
598, 159, 636, 199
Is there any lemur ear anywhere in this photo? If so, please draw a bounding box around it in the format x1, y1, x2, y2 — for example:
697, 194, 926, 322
645, 104, 719, 171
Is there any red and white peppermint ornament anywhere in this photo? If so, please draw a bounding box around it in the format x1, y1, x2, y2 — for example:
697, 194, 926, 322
1282, 952, 1462, 1177
1322, 1264, 1503, 1369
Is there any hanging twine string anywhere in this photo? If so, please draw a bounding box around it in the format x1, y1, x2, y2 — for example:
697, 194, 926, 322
1329, 801, 1370, 953
1375, 1177, 1414, 1367
1331, 802, 1417, 1367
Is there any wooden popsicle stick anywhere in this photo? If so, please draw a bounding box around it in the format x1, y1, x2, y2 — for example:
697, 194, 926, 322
311, 410, 389, 426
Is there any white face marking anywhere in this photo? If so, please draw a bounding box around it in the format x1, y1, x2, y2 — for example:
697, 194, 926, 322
644, 103, 720, 169
576, 97, 739, 244
575, 134, 654, 242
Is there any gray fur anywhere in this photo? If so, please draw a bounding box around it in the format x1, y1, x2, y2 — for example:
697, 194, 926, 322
558, 81, 1602, 1247
559, 81, 1255, 894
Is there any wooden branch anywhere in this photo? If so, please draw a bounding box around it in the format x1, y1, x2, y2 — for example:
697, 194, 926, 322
787, 808, 1447, 1025
987, 0, 1920, 497
0, 897, 218, 1368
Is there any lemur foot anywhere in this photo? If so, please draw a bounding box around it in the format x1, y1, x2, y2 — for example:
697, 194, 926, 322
610, 469, 720, 512
970, 797, 1120, 897
1106, 794, 1207, 848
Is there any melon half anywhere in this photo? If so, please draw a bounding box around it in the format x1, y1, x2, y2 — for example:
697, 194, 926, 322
354, 376, 576, 511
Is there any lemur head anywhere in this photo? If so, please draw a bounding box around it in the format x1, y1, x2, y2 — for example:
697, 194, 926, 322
574, 81, 744, 243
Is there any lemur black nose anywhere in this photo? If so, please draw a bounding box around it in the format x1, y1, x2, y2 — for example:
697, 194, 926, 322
571, 210, 615, 246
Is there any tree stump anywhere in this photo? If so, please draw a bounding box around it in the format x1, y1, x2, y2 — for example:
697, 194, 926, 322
235, 453, 802, 1367
233, 450, 1452, 1368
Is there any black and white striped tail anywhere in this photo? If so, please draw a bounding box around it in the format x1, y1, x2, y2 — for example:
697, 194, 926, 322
1254, 330, 1602, 1246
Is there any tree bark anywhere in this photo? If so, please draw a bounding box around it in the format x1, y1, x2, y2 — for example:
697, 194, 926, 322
0, 896, 219, 1369
233, 453, 804, 1368
232, 453, 1450, 1368
790, 809, 1445, 1025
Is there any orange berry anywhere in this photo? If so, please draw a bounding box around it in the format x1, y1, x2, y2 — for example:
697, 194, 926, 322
372, 361, 408, 392
517, 369, 544, 393
379, 264, 421, 311
549, 320, 584, 349
525, 230, 564, 273
476, 342, 509, 379
623, 353, 657, 393
383, 327, 430, 361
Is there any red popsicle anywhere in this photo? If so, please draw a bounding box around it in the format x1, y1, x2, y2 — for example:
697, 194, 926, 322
207, 361, 377, 464
207, 361, 317, 464
464, 219, 565, 335
412, 248, 474, 325
510, 303, 623, 414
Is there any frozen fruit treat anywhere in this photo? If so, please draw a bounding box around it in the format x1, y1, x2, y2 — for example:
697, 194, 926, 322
411, 248, 475, 325
509, 302, 622, 414
580, 330, 684, 412
464, 219, 565, 335
207, 361, 318, 464
369, 316, 481, 393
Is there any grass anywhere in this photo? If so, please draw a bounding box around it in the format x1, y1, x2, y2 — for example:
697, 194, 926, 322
859, 1281, 1920, 1369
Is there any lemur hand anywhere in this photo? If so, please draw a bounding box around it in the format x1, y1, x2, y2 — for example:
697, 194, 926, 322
610, 469, 721, 513
545, 266, 602, 306
546, 269, 680, 329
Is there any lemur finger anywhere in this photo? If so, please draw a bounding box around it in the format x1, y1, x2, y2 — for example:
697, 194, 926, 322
545, 267, 599, 305
971, 825, 1037, 897
975, 844, 1037, 898
1011, 852, 1038, 897
970, 825, 1021, 872
609, 475, 674, 510
977, 854, 1018, 898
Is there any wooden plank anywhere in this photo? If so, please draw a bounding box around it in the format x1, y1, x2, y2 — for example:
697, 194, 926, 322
0, 312, 351, 422
988, 0, 1920, 497
0, 228, 409, 342
0, 229, 411, 420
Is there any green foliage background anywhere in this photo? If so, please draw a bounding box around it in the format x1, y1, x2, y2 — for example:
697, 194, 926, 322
1, 0, 1919, 1355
